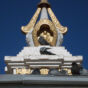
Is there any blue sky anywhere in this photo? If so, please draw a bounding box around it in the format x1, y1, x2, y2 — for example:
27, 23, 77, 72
0, 0, 88, 74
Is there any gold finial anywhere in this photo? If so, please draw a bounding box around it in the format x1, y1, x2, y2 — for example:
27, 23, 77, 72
41, 0, 48, 3
38, 0, 50, 8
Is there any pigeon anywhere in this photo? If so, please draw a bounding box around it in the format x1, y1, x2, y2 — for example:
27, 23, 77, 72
71, 62, 80, 75
32, 68, 40, 75
38, 36, 51, 46
48, 68, 62, 76
60, 70, 68, 75
40, 47, 56, 55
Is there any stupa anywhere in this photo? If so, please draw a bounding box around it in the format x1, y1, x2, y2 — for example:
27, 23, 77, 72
5, 0, 83, 75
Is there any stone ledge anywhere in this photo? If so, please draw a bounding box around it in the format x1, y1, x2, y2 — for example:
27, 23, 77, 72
0, 75, 88, 85
0, 75, 88, 88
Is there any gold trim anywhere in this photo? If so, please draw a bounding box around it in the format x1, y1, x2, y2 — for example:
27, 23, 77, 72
21, 8, 41, 34
32, 19, 57, 46
48, 8, 68, 34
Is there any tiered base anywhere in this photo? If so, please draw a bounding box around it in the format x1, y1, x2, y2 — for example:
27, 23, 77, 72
5, 46, 83, 74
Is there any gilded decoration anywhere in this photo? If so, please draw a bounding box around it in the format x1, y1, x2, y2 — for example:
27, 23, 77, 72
48, 8, 68, 34
21, 8, 41, 34
16, 68, 32, 74
32, 19, 57, 46
40, 68, 49, 75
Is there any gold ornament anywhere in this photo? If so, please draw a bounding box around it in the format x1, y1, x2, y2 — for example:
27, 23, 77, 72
16, 68, 32, 74
48, 8, 68, 34
40, 68, 49, 75
32, 19, 57, 46
21, 8, 41, 34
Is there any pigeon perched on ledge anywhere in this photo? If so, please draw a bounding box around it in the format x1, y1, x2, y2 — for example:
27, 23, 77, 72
32, 68, 40, 75
38, 36, 51, 46
40, 47, 56, 55
71, 62, 80, 75
48, 68, 68, 76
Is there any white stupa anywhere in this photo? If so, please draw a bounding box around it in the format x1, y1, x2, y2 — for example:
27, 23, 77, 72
5, 0, 83, 75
